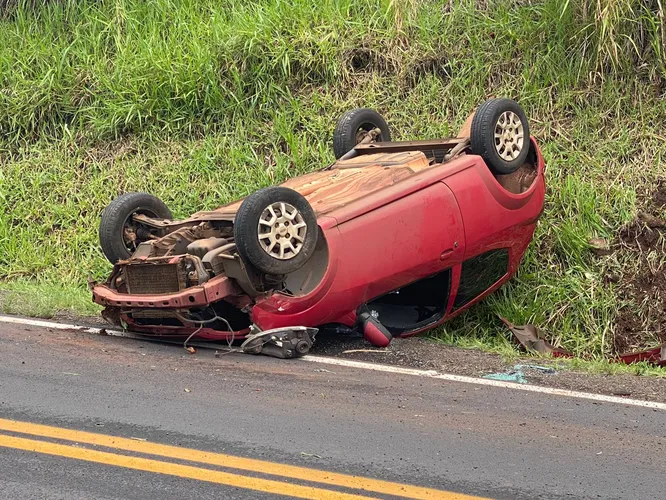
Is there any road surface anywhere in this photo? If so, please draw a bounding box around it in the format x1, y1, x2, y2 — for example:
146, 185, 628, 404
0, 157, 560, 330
0, 319, 664, 499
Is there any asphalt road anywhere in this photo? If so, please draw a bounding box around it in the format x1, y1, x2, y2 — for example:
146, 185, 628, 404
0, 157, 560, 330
1, 320, 665, 499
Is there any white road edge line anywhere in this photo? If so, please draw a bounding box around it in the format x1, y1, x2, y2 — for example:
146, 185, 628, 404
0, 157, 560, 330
2, 314, 665, 411
303, 356, 666, 410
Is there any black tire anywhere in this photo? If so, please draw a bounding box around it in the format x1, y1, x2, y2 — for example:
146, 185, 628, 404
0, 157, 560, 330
234, 187, 318, 275
471, 98, 530, 175
99, 192, 172, 264
333, 108, 391, 159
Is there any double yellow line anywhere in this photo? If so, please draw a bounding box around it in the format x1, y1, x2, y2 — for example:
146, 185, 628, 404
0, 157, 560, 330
0, 418, 486, 499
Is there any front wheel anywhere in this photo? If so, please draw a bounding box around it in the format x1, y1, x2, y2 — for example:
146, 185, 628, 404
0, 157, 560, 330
99, 192, 172, 263
234, 187, 318, 275
470, 98, 530, 175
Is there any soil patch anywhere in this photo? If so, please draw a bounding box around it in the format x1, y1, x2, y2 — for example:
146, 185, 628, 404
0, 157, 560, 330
614, 262, 666, 353
615, 205, 666, 353
403, 55, 452, 88
345, 47, 396, 75
652, 179, 666, 208
313, 334, 508, 375
618, 212, 665, 249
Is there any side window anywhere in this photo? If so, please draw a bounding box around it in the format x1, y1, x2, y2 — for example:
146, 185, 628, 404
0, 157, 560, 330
366, 269, 451, 335
453, 249, 509, 309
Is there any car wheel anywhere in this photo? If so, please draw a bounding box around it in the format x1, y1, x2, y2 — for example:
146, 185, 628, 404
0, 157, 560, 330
99, 192, 172, 263
234, 187, 318, 275
471, 98, 530, 175
332, 108, 391, 159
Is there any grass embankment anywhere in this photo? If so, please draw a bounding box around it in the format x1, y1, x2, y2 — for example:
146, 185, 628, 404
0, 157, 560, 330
1, 0, 665, 363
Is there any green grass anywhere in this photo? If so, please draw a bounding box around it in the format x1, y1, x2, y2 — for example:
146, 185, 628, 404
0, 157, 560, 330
554, 357, 666, 378
1, 0, 665, 366
0, 280, 99, 318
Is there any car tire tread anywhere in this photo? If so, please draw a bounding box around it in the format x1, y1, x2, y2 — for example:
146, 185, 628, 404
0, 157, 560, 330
234, 187, 318, 275
333, 108, 391, 159
470, 98, 530, 175
99, 192, 172, 264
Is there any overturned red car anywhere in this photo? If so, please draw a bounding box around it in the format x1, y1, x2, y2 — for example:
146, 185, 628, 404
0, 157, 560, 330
92, 98, 545, 358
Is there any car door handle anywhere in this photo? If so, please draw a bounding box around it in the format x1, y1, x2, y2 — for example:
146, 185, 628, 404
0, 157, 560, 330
440, 249, 454, 260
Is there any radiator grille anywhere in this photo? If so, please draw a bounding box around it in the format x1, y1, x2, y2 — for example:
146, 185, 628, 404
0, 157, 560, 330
125, 263, 182, 294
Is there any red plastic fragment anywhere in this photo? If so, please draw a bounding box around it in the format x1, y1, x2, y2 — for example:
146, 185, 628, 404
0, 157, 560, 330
617, 345, 666, 366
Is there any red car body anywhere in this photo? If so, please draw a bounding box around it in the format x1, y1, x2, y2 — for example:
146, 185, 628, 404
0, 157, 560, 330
93, 137, 545, 349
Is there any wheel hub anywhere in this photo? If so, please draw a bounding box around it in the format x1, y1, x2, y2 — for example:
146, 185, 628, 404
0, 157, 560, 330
494, 111, 524, 161
122, 210, 157, 253
257, 202, 307, 260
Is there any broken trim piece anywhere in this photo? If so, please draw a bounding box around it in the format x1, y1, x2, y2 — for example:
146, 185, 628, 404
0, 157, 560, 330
499, 316, 572, 358
618, 345, 666, 367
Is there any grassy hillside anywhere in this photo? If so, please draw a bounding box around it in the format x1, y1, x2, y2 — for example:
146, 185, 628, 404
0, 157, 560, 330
1, 0, 665, 359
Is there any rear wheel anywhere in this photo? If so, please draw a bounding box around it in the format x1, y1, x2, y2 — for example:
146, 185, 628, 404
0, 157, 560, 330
234, 187, 318, 275
471, 98, 530, 175
99, 192, 172, 263
333, 108, 391, 159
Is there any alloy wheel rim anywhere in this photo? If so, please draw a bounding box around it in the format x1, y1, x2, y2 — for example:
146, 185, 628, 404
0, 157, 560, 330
257, 202, 307, 260
494, 111, 524, 161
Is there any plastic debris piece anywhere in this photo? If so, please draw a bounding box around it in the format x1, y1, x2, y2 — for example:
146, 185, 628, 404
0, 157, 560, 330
617, 344, 666, 366
482, 370, 528, 384
499, 316, 572, 358
482, 363, 556, 384
514, 364, 556, 374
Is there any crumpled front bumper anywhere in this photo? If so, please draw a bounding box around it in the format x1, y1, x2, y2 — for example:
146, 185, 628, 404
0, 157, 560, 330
92, 275, 242, 309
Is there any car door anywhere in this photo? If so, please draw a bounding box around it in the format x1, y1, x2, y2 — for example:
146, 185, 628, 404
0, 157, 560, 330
333, 181, 465, 312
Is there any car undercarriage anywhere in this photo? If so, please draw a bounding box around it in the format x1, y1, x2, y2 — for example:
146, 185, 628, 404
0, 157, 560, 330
92, 99, 546, 358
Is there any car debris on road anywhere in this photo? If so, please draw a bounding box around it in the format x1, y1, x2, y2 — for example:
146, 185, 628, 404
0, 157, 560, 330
482, 364, 556, 384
